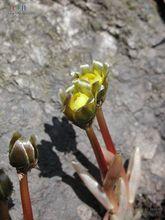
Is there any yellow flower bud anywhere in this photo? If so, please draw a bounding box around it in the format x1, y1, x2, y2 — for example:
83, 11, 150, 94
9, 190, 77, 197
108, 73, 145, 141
0, 169, 13, 201
72, 61, 109, 105
59, 80, 97, 128
9, 132, 38, 173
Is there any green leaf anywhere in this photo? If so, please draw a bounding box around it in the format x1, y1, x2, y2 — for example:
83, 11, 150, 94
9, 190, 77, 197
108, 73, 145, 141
0, 169, 13, 201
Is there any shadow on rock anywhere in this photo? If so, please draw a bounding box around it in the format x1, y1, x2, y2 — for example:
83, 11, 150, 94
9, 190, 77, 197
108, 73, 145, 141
135, 194, 165, 219
155, 0, 165, 23
38, 116, 104, 216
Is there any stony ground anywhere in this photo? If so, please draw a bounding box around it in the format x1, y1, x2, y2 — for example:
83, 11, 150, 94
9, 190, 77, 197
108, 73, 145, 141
0, 0, 165, 219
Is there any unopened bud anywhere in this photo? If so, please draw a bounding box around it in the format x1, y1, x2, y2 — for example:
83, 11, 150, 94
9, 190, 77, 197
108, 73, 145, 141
9, 132, 38, 173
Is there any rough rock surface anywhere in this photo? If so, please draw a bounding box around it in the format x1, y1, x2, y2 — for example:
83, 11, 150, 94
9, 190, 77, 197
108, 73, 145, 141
0, 0, 165, 219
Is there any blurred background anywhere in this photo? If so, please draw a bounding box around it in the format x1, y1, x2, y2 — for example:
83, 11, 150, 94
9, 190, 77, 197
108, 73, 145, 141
0, 0, 164, 219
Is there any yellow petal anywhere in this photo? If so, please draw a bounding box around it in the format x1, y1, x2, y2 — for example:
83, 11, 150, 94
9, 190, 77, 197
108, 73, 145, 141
92, 60, 103, 76
81, 73, 102, 85
69, 92, 89, 111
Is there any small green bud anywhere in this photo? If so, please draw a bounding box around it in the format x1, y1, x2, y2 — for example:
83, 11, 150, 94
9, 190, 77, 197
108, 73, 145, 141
59, 80, 97, 128
72, 61, 109, 105
9, 132, 38, 173
0, 169, 13, 201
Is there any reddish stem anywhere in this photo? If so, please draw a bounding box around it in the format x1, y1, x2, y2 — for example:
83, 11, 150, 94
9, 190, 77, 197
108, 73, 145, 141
0, 201, 9, 220
86, 126, 108, 179
19, 173, 34, 220
96, 107, 129, 198
96, 107, 116, 154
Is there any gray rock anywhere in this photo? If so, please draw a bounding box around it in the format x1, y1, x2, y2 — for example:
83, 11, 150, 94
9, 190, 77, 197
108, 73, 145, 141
0, 0, 164, 219
77, 204, 93, 220
150, 152, 165, 177
133, 128, 161, 160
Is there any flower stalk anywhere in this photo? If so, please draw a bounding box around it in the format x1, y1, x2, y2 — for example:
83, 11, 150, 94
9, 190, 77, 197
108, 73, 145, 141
18, 173, 34, 220
86, 126, 108, 179
96, 106, 129, 196
96, 106, 116, 154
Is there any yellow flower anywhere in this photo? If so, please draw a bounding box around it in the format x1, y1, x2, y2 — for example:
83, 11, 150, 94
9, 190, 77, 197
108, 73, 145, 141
72, 61, 109, 105
59, 80, 97, 128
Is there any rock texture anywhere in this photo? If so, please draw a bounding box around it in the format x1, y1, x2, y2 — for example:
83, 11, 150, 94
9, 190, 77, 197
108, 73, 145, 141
0, 0, 165, 219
